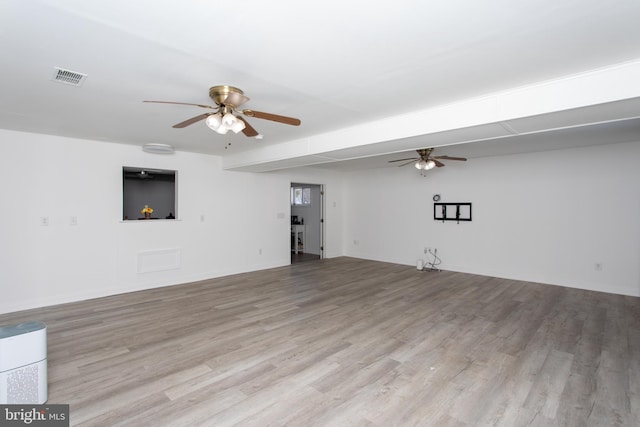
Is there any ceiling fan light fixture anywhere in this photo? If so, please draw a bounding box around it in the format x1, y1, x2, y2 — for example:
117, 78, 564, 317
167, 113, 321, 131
208, 112, 245, 133
415, 159, 436, 170
231, 119, 246, 134
222, 112, 237, 127
205, 113, 222, 130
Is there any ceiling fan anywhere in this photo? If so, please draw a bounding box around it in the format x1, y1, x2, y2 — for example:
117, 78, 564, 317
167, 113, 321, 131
389, 148, 467, 175
144, 85, 301, 139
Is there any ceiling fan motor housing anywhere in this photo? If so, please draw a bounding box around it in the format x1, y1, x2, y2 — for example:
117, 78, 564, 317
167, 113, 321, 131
209, 85, 249, 108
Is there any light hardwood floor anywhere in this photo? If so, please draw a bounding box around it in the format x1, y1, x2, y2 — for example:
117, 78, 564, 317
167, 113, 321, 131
1, 257, 639, 426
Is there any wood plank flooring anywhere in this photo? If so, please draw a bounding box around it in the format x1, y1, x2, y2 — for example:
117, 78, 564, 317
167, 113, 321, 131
1, 257, 639, 426
291, 252, 321, 264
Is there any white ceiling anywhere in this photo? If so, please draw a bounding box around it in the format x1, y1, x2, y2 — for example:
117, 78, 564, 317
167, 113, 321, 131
1, 0, 640, 171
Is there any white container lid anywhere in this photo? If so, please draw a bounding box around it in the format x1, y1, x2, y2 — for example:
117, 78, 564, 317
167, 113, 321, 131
0, 321, 47, 372
0, 321, 46, 339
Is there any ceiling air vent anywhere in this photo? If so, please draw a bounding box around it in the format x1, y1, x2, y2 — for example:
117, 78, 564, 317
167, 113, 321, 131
51, 67, 87, 87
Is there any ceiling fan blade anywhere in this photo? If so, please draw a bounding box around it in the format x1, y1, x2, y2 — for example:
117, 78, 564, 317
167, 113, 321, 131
241, 109, 301, 126
172, 113, 211, 128
398, 160, 417, 167
433, 159, 446, 167
238, 117, 259, 137
433, 155, 467, 161
388, 157, 419, 163
144, 100, 217, 110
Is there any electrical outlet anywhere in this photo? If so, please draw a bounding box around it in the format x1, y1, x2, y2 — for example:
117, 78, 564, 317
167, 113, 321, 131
40, 216, 49, 226
594, 262, 603, 271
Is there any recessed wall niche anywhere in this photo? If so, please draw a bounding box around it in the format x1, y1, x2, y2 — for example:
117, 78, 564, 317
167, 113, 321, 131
122, 167, 177, 221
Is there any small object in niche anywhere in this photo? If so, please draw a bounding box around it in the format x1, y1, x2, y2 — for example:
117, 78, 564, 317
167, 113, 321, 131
141, 204, 153, 219
166, 212, 175, 219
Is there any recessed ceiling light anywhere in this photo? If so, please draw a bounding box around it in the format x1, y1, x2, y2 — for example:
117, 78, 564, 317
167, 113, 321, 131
142, 143, 174, 154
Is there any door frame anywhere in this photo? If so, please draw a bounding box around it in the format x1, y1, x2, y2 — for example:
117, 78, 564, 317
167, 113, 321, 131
290, 182, 325, 260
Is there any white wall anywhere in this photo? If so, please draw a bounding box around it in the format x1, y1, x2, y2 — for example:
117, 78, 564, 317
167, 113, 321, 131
0, 129, 345, 314
343, 141, 640, 297
2, 128, 636, 315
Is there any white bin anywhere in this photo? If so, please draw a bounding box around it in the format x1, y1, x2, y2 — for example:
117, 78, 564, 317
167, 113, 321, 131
0, 321, 47, 404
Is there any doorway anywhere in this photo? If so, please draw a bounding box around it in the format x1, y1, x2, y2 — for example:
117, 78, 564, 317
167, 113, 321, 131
290, 182, 324, 264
